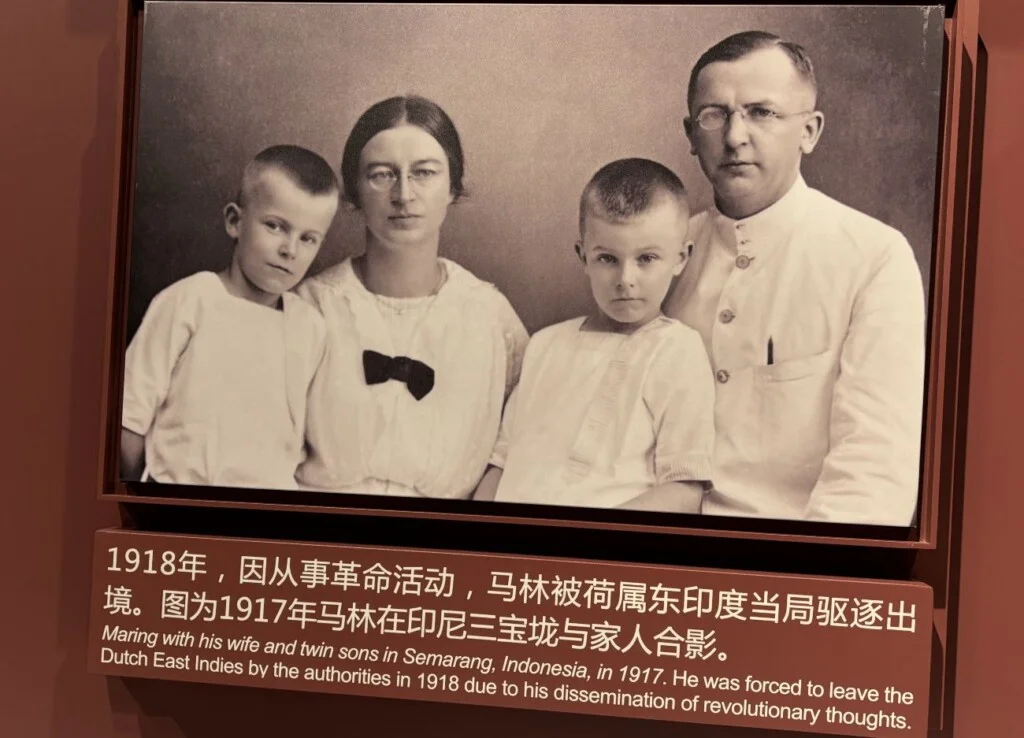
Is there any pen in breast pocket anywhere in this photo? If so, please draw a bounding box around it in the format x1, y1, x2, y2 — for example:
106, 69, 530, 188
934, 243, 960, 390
767, 337, 774, 366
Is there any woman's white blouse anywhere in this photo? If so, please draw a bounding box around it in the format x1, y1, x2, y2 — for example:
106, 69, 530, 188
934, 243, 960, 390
295, 257, 528, 499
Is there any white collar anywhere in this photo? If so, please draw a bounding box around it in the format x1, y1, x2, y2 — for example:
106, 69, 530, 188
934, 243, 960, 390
711, 175, 810, 255
332, 256, 468, 301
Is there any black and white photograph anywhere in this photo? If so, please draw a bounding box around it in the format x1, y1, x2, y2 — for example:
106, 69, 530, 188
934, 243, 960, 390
118, 2, 946, 529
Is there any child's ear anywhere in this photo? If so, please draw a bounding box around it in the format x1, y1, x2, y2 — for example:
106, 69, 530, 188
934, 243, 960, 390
340, 196, 360, 215
574, 240, 586, 263
672, 240, 694, 277
223, 202, 242, 239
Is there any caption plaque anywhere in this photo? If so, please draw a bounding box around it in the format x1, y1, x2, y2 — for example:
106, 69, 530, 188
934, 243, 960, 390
89, 529, 931, 736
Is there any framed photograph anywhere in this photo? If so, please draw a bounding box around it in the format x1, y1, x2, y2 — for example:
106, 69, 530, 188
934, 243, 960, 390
101, 1, 962, 546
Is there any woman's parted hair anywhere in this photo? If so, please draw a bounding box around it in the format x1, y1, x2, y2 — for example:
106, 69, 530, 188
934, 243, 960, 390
340, 95, 466, 208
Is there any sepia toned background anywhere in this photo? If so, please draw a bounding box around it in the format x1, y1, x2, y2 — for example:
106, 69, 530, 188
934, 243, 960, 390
125, 3, 945, 339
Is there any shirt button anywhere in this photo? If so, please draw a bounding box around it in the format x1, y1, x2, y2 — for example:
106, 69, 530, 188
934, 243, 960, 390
719, 309, 735, 324
736, 255, 751, 269
716, 369, 730, 384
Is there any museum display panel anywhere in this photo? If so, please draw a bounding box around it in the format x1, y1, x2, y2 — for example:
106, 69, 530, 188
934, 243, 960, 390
84, 1, 985, 735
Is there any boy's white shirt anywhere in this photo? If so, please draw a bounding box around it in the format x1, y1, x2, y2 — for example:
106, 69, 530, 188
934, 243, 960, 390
121, 271, 326, 489
492, 315, 715, 509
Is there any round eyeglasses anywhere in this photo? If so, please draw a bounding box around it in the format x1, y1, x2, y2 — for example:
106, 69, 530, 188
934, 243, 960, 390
694, 105, 813, 131
364, 168, 445, 192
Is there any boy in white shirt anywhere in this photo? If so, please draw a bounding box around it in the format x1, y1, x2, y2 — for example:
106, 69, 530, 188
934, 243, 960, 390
120, 144, 339, 489
476, 158, 716, 512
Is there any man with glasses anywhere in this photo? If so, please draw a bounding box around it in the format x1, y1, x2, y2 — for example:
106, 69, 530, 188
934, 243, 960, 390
664, 31, 926, 526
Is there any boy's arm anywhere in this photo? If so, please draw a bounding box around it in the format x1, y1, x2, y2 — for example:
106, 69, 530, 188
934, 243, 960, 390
120, 278, 197, 479
496, 293, 529, 400
472, 465, 504, 501
473, 381, 521, 501
644, 327, 717, 509
120, 428, 146, 481
618, 480, 705, 513
299, 308, 330, 459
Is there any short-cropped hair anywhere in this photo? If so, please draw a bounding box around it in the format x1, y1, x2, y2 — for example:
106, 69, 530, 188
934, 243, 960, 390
340, 95, 466, 209
239, 144, 339, 206
579, 158, 687, 237
687, 30, 817, 111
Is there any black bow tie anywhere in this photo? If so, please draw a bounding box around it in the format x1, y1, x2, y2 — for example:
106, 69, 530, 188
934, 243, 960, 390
362, 350, 435, 401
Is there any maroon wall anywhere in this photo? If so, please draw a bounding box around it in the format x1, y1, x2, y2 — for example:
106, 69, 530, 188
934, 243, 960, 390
1, 1, 1021, 736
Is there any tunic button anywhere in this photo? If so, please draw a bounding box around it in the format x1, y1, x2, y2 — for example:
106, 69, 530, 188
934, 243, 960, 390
735, 254, 751, 269
716, 369, 730, 384
719, 309, 735, 324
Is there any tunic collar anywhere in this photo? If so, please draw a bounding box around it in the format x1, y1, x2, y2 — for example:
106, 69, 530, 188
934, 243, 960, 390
711, 175, 810, 256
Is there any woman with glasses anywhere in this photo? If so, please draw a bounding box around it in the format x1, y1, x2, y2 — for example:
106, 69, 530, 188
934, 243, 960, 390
296, 95, 528, 500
